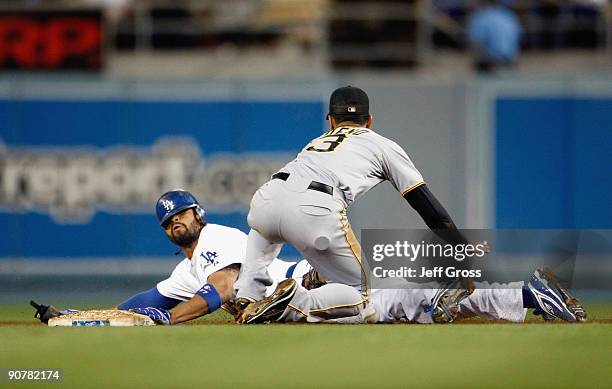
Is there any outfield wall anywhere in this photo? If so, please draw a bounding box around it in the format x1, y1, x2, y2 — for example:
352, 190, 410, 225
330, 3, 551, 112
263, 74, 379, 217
1, 75, 611, 286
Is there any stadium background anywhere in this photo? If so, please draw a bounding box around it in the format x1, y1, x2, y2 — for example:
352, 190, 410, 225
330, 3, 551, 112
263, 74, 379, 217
0, 0, 610, 303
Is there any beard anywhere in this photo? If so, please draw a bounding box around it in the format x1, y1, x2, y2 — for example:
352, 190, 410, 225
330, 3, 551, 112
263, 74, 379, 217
169, 222, 201, 247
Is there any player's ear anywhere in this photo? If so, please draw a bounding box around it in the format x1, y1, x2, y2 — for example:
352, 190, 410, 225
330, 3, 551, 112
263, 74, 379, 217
328, 115, 336, 130
366, 115, 373, 129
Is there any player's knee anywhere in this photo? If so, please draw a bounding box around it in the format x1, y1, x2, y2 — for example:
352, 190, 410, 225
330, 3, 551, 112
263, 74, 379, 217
246, 210, 258, 229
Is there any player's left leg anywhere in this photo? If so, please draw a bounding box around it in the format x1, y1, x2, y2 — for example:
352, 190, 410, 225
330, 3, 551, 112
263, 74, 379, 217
238, 279, 365, 323
238, 259, 365, 324
287, 282, 365, 322
432, 268, 587, 323
454, 282, 527, 323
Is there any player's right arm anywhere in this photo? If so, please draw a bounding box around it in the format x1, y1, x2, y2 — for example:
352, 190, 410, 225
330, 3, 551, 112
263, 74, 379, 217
167, 264, 240, 324
130, 264, 240, 325
380, 139, 468, 245
402, 184, 468, 245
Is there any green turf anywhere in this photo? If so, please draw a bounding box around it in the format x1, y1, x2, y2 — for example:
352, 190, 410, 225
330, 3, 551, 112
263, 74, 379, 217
1, 304, 611, 389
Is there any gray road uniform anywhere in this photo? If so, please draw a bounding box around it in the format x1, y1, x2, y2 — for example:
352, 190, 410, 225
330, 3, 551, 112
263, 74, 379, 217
235, 125, 425, 322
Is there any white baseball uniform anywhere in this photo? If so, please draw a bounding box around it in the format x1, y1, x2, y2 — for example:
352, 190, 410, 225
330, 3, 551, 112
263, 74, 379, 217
156, 223, 248, 300
367, 284, 527, 324
236, 126, 425, 322
156, 223, 341, 318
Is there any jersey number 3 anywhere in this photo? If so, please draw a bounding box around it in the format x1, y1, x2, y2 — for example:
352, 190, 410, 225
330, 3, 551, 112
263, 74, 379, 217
306, 134, 347, 153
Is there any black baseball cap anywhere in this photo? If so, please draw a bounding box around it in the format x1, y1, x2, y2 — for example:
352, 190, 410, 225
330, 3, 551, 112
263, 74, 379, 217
328, 86, 369, 116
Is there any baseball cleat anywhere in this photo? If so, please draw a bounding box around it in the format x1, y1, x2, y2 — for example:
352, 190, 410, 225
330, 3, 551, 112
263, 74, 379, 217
238, 278, 298, 324
526, 267, 587, 322
427, 278, 473, 323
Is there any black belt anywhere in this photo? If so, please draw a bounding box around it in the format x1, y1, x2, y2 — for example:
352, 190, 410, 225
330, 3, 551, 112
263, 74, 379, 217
272, 172, 333, 196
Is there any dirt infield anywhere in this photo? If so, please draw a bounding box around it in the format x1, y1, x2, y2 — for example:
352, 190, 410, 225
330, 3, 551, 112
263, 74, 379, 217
4, 302, 612, 326
5, 318, 612, 327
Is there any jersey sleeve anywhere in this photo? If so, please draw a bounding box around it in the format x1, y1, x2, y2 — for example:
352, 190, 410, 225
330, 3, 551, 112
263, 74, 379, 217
202, 228, 247, 282
156, 259, 201, 301
380, 139, 425, 195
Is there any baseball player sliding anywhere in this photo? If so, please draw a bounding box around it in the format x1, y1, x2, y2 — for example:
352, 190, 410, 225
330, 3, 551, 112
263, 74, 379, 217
125, 190, 330, 325
234, 86, 476, 324
31, 190, 331, 325
31, 189, 586, 325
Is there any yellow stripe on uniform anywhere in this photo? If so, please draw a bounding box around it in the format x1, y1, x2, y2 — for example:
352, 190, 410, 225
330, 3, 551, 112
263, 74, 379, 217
340, 207, 369, 305
287, 304, 308, 317
401, 181, 426, 196
309, 300, 366, 314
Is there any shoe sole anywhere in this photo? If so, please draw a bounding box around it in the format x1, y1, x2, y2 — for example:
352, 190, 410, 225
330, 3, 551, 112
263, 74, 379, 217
429, 279, 473, 323
538, 267, 587, 322
245, 279, 298, 324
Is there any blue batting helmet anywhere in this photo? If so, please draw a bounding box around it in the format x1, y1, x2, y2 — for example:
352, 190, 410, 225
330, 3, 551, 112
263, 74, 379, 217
156, 189, 206, 226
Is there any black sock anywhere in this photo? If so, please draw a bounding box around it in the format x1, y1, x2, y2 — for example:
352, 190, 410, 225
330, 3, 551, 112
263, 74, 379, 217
522, 285, 536, 309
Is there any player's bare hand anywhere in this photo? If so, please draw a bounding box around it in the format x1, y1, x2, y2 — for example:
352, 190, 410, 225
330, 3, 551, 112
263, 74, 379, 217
474, 240, 491, 254
469, 240, 490, 254
480, 241, 491, 253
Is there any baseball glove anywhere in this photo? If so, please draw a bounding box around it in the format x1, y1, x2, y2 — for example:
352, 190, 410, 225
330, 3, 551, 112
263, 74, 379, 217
31, 300, 64, 324
301, 268, 327, 290
222, 297, 254, 320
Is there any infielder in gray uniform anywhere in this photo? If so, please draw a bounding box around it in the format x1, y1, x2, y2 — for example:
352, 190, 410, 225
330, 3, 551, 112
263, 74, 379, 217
235, 86, 471, 324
